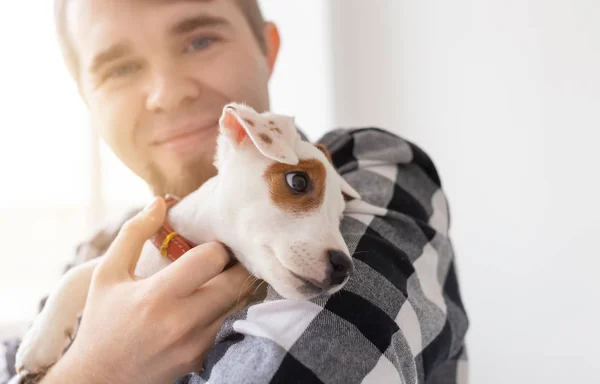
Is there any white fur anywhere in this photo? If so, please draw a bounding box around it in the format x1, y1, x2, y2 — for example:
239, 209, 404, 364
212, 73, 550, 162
15, 103, 360, 376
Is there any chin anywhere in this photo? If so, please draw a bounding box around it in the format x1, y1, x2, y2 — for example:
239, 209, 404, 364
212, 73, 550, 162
148, 158, 216, 198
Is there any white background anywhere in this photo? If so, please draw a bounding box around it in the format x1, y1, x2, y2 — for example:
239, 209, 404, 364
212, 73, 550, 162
1, 1, 599, 383
328, 1, 600, 383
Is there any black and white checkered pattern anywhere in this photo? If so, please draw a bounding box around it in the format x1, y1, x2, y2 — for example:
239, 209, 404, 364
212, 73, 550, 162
2, 128, 469, 384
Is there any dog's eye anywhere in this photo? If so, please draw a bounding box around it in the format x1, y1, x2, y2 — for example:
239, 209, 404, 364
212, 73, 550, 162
285, 172, 309, 193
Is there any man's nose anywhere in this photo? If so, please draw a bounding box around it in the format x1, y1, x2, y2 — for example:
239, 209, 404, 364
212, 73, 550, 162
327, 250, 354, 286
145, 70, 201, 113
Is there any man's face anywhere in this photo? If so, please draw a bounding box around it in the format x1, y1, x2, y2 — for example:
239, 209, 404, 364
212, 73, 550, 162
68, 0, 277, 197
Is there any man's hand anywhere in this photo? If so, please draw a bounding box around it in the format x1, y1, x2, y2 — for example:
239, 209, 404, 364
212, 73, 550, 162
41, 197, 255, 384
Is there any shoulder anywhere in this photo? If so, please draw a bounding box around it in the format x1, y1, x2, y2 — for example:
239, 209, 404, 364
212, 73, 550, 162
316, 127, 448, 232
316, 127, 442, 188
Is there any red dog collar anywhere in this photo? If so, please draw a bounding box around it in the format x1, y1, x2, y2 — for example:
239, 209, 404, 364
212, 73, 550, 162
150, 195, 197, 262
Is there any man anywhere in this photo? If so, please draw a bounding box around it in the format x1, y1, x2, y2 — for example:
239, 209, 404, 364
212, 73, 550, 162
1, 0, 469, 383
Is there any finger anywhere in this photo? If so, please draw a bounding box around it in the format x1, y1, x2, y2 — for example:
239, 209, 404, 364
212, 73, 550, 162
99, 197, 166, 281
149, 242, 231, 297
188, 263, 256, 321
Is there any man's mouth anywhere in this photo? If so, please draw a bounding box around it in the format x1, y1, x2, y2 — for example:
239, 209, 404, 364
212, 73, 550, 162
152, 121, 218, 146
151, 121, 219, 156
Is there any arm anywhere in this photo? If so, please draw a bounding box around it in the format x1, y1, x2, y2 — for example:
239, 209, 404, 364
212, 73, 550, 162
5, 202, 255, 384
175, 128, 469, 384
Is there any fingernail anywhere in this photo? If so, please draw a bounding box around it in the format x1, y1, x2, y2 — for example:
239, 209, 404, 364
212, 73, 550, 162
144, 197, 159, 212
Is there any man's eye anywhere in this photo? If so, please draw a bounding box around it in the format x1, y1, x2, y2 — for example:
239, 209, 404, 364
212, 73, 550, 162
185, 37, 215, 53
105, 62, 141, 79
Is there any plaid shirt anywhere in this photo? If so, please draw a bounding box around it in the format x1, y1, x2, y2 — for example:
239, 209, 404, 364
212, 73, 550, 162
1, 128, 469, 384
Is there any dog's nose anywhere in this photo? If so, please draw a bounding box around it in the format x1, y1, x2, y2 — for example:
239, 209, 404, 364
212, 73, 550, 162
328, 250, 354, 286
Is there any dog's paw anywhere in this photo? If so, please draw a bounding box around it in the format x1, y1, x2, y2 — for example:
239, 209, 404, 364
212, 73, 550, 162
15, 316, 74, 377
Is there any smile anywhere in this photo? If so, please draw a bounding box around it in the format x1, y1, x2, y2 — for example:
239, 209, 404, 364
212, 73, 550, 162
151, 121, 219, 157
152, 121, 218, 146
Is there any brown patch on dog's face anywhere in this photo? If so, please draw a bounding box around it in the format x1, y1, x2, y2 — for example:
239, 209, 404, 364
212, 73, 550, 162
244, 118, 255, 127
270, 126, 282, 134
263, 159, 326, 214
314, 144, 333, 164
259, 133, 273, 145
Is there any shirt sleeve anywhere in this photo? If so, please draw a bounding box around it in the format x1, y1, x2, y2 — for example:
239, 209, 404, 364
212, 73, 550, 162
174, 127, 469, 384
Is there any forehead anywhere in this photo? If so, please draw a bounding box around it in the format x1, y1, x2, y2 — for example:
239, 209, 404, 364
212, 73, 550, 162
66, 0, 242, 68
68, 0, 226, 34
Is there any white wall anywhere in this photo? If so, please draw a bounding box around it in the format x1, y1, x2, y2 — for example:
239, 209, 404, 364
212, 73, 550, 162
0, 2, 92, 325
329, 1, 600, 383
260, 0, 333, 141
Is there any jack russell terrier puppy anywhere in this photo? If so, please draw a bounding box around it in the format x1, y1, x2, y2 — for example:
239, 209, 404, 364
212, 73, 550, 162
15, 102, 361, 377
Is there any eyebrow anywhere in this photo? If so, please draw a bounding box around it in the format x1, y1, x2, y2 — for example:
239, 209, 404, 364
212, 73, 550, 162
90, 43, 132, 75
169, 14, 231, 35
88, 11, 228, 75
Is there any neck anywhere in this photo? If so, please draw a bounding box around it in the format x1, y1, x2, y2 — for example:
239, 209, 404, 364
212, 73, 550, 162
167, 175, 220, 245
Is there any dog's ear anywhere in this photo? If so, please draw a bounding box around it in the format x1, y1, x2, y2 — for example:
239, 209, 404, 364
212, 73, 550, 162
315, 143, 333, 164
219, 103, 299, 165
314, 143, 360, 202
340, 179, 361, 202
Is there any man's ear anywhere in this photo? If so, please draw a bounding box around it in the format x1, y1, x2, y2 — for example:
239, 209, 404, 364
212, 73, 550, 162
263, 22, 281, 77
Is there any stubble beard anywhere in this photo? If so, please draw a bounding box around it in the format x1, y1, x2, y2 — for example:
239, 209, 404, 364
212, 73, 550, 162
145, 151, 218, 198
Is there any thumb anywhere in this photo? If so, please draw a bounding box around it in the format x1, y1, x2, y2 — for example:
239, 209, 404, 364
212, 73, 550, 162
98, 197, 167, 282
